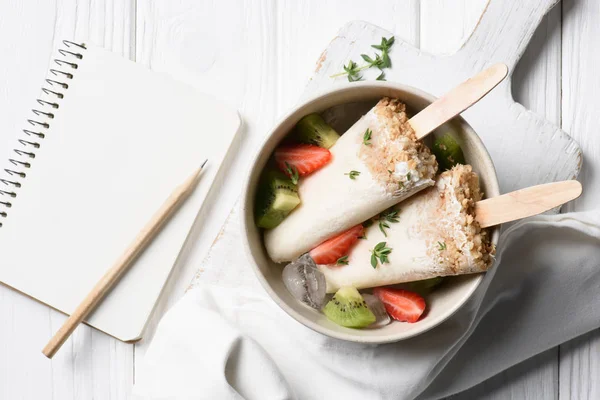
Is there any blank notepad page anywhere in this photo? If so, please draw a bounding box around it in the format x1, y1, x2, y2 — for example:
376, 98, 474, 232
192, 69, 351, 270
0, 43, 240, 341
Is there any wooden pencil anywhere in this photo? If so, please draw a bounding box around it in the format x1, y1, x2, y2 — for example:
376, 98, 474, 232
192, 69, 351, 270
42, 160, 208, 358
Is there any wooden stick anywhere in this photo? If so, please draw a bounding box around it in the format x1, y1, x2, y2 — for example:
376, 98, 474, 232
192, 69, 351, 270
409, 63, 509, 140
475, 180, 582, 228
42, 161, 208, 359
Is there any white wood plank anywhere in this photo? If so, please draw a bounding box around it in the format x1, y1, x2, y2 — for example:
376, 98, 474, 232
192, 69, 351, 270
133, 0, 421, 378
420, 0, 488, 55
0, 1, 135, 399
275, 0, 420, 105
559, 330, 600, 399
512, 6, 562, 125
561, 0, 600, 212
559, 0, 600, 398
448, 349, 558, 399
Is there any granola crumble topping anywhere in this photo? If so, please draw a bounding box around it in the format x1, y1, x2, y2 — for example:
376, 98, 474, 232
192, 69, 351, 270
358, 98, 437, 194
419, 165, 495, 273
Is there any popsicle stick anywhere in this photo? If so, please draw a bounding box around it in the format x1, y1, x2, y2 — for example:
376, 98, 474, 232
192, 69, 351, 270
42, 161, 208, 359
409, 63, 509, 140
474, 180, 582, 228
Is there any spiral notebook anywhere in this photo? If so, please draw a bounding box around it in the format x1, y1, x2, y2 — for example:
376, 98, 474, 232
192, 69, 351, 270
0, 41, 240, 341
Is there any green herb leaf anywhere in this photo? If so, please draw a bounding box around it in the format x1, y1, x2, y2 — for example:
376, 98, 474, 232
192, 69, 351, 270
362, 219, 374, 228
284, 162, 299, 185
363, 128, 372, 146
370, 241, 393, 268
336, 256, 349, 265
438, 241, 447, 251
382, 209, 399, 222
376, 71, 386, 81
382, 51, 391, 68
343, 60, 357, 73
345, 170, 361, 180
372, 37, 394, 68
372, 36, 395, 52
339, 60, 363, 82
371, 253, 378, 268
378, 221, 390, 236
406, 172, 412, 181
359, 53, 385, 69
376, 208, 400, 237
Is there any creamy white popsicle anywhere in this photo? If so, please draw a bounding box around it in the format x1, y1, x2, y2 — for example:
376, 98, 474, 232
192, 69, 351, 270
317, 165, 494, 292
265, 98, 438, 262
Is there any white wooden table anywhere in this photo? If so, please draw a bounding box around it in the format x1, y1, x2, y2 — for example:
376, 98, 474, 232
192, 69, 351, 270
1, 1, 598, 398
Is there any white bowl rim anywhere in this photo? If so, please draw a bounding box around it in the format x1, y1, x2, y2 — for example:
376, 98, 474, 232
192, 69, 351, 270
240, 80, 498, 344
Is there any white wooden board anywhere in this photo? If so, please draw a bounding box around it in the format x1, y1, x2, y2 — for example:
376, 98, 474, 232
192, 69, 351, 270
304, 0, 581, 194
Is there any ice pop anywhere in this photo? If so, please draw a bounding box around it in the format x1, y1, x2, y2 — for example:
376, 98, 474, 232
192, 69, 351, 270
264, 98, 438, 262
317, 165, 494, 292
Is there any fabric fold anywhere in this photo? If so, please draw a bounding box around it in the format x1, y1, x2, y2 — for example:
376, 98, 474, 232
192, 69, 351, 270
134, 210, 600, 400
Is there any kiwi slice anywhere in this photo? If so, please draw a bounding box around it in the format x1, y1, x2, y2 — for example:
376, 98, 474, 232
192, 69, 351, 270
294, 113, 340, 149
323, 287, 376, 328
432, 133, 466, 171
255, 170, 301, 229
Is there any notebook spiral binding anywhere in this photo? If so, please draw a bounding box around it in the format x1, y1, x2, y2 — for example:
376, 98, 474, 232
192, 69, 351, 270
0, 40, 86, 228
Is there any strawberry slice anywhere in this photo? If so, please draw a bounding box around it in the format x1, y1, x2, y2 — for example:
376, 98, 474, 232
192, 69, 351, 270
309, 225, 364, 265
372, 287, 426, 323
275, 144, 332, 177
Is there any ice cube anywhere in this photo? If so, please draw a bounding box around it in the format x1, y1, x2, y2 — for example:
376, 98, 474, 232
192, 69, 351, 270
363, 293, 391, 328
282, 254, 327, 310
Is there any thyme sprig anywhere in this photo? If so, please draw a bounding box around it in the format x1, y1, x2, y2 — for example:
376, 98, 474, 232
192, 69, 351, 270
371, 36, 395, 68
377, 208, 400, 237
340, 60, 364, 82
345, 170, 361, 180
363, 129, 372, 146
331, 36, 395, 82
370, 242, 392, 268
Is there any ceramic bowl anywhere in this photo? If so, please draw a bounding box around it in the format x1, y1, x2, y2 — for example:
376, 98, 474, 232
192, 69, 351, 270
241, 82, 500, 343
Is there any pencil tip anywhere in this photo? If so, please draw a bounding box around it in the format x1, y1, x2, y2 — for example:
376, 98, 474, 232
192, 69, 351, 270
201, 159, 208, 169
